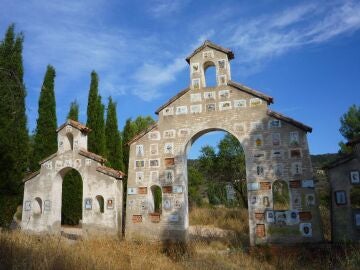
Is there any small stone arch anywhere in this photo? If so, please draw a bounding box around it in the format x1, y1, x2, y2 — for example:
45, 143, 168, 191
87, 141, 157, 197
272, 180, 290, 210
150, 185, 162, 214
33, 197, 42, 215
350, 186, 360, 208
203, 60, 217, 87
65, 132, 74, 151
21, 119, 125, 235
95, 195, 105, 213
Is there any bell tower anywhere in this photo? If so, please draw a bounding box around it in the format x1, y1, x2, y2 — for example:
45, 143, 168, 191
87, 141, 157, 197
186, 40, 234, 90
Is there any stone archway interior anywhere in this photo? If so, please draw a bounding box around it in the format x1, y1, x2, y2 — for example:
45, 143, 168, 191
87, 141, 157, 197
61, 168, 83, 226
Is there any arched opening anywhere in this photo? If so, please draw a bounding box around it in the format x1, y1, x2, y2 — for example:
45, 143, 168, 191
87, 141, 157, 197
33, 197, 42, 215
272, 180, 290, 210
66, 133, 74, 151
186, 128, 248, 244
350, 186, 360, 208
95, 195, 105, 213
61, 168, 83, 226
150, 185, 162, 213
203, 61, 217, 87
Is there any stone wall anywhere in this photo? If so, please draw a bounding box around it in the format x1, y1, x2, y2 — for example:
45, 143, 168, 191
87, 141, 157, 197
125, 41, 324, 245
328, 144, 360, 242
22, 120, 123, 236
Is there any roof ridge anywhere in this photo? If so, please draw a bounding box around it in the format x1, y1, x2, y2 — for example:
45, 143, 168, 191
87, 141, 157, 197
185, 40, 234, 63
228, 80, 274, 104
127, 123, 158, 145
78, 148, 107, 163
267, 109, 312, 133
155, 87, 190, 115
56, 119, 91, 133
96, 165, 125, 179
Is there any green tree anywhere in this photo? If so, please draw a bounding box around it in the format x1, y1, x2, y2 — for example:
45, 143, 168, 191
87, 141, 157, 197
122, 118, 136, 174
62, 102, 83, 226
31, 65, 57, 171
132, 116, 155, 134
339, 104, 360, 153
197, 133, 247, 207
61, 169, 82, 225
0, 24, 29, 194
188, 166, 205, 207
86, 71, 105, 156
105, 97, 124, 171
122, 116, 155, 173
67, 100, 79, 121
217, 134, 247, 207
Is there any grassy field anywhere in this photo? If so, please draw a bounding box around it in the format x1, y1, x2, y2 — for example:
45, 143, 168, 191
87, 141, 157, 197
0, 207, 359, 270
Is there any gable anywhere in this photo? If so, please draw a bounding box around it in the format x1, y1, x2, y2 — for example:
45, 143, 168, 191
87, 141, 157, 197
156, 80, 272, 116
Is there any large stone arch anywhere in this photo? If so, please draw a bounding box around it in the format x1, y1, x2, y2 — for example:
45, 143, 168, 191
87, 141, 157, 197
22, 120, 125, 236
125, 40, 324, 245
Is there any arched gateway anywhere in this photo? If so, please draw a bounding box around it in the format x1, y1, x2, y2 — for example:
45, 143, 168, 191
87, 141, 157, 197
22, 120, 124, 235
125, 41, 323, 245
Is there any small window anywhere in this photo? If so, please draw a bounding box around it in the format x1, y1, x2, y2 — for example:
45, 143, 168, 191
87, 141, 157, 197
96, 195, 104, 213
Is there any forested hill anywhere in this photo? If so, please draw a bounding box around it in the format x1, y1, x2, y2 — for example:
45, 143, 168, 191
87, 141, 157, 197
310, 153, 340, 169
189, 153, 340, 170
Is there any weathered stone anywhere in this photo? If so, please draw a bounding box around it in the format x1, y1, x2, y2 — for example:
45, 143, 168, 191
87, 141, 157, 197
21, 119, 124, 237
125, 40, 324, 245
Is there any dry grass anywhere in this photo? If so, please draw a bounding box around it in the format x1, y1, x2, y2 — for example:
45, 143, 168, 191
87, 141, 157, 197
1, 207, 360, 270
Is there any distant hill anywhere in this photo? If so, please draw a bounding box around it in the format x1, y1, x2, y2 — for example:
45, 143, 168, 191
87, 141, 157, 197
189, 153, 341, 170
310, 153, 340, 169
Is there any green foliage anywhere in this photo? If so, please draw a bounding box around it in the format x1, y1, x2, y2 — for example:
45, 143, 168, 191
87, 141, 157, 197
67, 100, 79, 121
86, 71, 106, 156
122, 118, 136, 174
0, 24, 29, 194
152, 186, 162, 213
31, 65, 57, 171
188, 166, 204, 207
122, 116, 155, 173
0, 193, 21, 227
207, 181, 227, 205
196, 133, 247, 207
61, 169, 82, 225
105, 97, 124, 171
350, 187, 360, 208
132, 116, 155, 135
339, 104, 360, 153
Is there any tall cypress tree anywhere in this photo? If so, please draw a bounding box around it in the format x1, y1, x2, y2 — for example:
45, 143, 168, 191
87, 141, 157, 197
31, 65, 57, 170
0, 24, 29, 194
86, 71, 105, 156
105, 97, 124, 171
67, 100, 79, 121
122, 118, 136, 174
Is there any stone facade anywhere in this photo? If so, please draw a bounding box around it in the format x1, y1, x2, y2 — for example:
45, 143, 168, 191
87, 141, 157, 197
326, 138, 360, 242
21, 120, 124, 236
125, 41, 324, 245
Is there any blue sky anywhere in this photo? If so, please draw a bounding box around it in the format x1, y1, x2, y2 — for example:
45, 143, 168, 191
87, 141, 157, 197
1, 0, 359, 158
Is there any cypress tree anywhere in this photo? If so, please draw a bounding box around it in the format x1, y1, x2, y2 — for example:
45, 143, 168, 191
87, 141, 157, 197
105, 97, 124, 171
122, 118, 136, 173
31, 65, 57, 170
61, 101, 82, 225
67, 100, 79, 121
86, 71, 105, 156
0, 24, 29, 194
